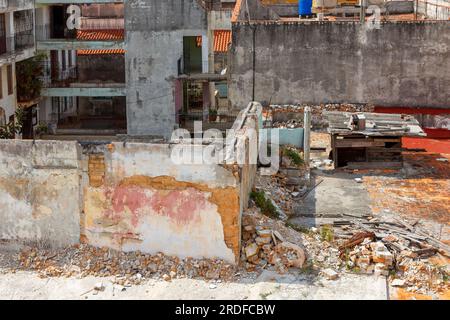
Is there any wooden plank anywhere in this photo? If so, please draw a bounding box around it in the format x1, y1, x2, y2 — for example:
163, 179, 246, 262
335, 139, 385, 148
373, 138, 402, 143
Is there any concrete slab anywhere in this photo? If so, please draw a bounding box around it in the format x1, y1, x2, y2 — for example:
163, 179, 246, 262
290, 170, 372, 227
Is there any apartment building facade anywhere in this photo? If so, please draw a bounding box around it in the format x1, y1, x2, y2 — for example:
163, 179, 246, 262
35, 0, 125, 137
0, 0, 35, 130
0, 0, 235, 139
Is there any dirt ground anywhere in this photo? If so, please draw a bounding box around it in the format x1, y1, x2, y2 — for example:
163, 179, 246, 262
0, 268, 387, 300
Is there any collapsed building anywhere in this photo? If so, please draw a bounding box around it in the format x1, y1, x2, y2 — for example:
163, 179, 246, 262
0, 0, 448, 268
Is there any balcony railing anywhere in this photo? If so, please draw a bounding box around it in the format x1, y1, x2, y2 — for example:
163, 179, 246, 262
14, 30, 34, 51
0, 32, 34, 56
36, 24, 77, 41
0, 0, 34, 10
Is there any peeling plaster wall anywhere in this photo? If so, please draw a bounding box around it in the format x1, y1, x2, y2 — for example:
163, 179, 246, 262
0, 104, 262, 263
229, 22, 450, 110
0, 140, 81, 247
81, 142, 241, 263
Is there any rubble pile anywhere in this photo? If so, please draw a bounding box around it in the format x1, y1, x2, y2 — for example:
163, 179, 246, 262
266, 103, 374, 129
254, 174, 303, 218
269, 103, 373, 115
241, 210, 307, 273
16, 245, 236, 285
340, 236, 394, 276
272, 119, 302, 129
337, 230, 449, 295
255, 147, 310, 218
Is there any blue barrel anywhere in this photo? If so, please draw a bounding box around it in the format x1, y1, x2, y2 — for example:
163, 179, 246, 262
299, 0, 312, 16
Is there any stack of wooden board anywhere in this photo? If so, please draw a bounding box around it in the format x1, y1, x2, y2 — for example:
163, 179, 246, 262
324, 111, 426, 168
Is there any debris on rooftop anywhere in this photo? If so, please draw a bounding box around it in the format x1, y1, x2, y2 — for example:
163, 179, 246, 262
325, 111, 427, 169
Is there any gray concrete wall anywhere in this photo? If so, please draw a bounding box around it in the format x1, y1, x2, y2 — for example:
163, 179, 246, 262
229, 21, 450, 109
125, 0, 208, 138
0, 140, 81, 247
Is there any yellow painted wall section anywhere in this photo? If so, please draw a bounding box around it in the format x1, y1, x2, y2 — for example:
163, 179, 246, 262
83, 175, 240, 263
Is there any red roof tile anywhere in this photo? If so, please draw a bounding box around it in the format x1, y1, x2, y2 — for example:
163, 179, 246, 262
76, 29, 125, 55
77, 49, 125, 55
76, 29, 124, 41
214, 30, 232, 52
196, 30, 232, 53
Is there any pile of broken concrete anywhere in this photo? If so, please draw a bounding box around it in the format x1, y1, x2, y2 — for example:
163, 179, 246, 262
241, 214, 306, 273
338, 232, 449, 295
14, 245, 237, 286
342, 238, 394, 276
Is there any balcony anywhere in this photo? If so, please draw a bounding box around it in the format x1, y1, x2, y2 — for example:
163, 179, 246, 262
40, 53, 125, 97
0, 31, 35, 63
36, 25, 124, 51
0, 0, 34, 11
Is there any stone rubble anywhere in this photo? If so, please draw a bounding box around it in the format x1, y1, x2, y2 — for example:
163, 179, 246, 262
266, 103, 374, 129
13, 245, 237, 286
338, 232, 449, 295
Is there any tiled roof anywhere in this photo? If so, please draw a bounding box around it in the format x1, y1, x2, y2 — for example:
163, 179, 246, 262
77, 49, 125, 55
76, 29, 124, 41
196, 30, 232, 53
76, 29, 125, 55
231, 0, 242, 22
214, 30, 232, 52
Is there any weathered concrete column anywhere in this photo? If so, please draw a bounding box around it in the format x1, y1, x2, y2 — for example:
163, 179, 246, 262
303, 106, 311, 167
207, 12, 216, 110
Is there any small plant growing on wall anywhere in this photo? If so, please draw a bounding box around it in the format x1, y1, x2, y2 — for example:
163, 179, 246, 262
16, 53, 46, 102
0, 107, 24, 139
281, 146, 305, 167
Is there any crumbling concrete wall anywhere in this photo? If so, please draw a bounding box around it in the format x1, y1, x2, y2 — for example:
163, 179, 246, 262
0, 104, 262, 263
125, 0, 208, 138
0, 140, 81, 247
81, 103, 262, 263
229, 21, 450, 109
81, 142, 241, 263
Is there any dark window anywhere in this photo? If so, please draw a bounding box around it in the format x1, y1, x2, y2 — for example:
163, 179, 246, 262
68, 50, 72, 66
0, 67, 3, 99
61, 50, 66, 70
0, 14, 6, 55
7, 65, 12, 95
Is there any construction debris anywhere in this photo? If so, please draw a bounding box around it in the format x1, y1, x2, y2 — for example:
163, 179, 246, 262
12, 245, 236, 286
325, 111, 426, 169
266, 103, 374, 129
321, 268, 339, 280
254, 146, 310, 218
241, 208, 307, 273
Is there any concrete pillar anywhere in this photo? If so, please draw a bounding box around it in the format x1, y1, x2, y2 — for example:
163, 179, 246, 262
201, 35, 209, 74
207, 12, 216, 110
303, 106, 311, 167
360, 0, 367, 24
5, 11, 14, 51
